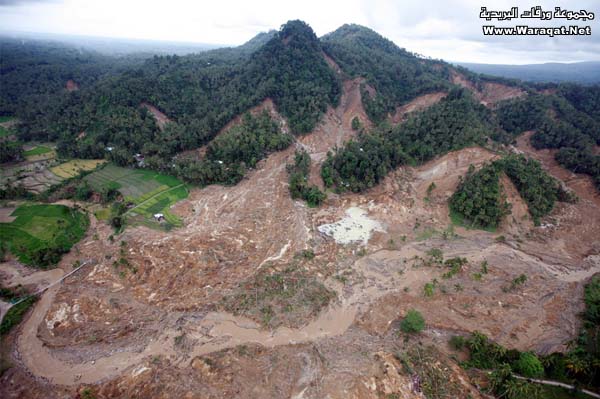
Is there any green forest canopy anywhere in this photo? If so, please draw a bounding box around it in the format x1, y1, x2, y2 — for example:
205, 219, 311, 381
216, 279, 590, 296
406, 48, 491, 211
2, 20, 600, 199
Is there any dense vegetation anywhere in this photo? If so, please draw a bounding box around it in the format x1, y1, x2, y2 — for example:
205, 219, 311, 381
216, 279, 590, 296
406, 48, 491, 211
450, 155, 572, 229
498, 155, 573, 223
287, 150, 326, 207
173, 111, 292, 186
400, 309, 425, 334
556, 148, 600, 189
547, 274, 600, 388
321, 88, 494, 192
322, 24, 450, 122
496, 89, 600, 190
0, 140, 23, 163
0, 38, 142, 117
6, 21, 339, 170
0, 296, 37, 336
3, 20, 600, 206
0, 204, 89, 267
449, 163, 509, 229
558, 84, 600, 121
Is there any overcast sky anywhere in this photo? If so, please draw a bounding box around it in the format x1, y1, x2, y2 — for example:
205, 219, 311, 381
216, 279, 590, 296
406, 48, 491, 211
0, 0, 598, 64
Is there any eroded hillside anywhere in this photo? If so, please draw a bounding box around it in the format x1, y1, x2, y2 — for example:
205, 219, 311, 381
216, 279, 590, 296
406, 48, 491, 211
1, 20, 600, 399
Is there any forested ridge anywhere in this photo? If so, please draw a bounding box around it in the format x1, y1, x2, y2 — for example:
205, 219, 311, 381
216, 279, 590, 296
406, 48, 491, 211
2, 19, 600, 200
4, 21, 340, 167
321, 24, 451, 123
321, 88, 495, 192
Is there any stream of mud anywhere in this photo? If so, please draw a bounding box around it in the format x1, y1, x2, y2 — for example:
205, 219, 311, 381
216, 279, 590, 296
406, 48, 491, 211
12, 240, 600, 386
14, 245, 431, 385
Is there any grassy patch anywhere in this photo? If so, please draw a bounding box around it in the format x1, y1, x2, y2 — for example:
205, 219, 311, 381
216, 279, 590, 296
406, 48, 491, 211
93, 208, 111, 221
221, 264, 336, 329
0, 116, 14, 123
0, 204, 89, 267
51, 159, 105, 179
23, 145, 52, 157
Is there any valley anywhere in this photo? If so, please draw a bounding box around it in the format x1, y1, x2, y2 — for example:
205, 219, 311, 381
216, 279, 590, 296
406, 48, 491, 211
1, 19, 599, 399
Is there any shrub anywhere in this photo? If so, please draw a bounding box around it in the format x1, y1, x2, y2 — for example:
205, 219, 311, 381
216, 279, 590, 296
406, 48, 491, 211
514, 352, 544, 378
0, 296, 37, 335
465, 331, 508, 369
423, 282, 435, 297
449, 335, 466, 351
401, 309, 425, 334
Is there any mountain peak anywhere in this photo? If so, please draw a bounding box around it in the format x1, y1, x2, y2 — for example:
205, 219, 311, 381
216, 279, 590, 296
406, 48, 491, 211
323, 23, 408, 56
276, 20, 320, 49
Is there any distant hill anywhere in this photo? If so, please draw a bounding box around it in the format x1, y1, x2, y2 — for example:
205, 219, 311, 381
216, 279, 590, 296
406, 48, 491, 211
0, 31, 219, 55
456, 61, 600, 85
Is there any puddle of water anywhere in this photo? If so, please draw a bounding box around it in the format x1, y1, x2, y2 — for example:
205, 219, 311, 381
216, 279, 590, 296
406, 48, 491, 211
318, 207, 384, 245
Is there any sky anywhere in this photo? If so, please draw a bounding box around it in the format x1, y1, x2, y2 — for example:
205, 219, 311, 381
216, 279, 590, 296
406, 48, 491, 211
0, 0, 599, 64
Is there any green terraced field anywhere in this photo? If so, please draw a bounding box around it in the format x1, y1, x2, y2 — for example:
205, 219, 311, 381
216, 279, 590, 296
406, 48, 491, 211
23, 146, 53, 157
130, 184, 188, 226
0, 204, 89, 267
85, 164, 188, 228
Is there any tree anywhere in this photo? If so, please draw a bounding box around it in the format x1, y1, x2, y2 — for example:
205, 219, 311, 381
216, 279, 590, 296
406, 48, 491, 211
400, 309, 425, 334
489, 364, 542, 399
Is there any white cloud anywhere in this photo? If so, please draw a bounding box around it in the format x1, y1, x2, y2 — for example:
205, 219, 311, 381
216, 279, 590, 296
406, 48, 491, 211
0, 0, 598, 63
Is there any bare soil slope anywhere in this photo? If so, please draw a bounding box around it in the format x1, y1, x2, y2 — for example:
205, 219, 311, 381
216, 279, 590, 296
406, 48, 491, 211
451, 71, 525, 106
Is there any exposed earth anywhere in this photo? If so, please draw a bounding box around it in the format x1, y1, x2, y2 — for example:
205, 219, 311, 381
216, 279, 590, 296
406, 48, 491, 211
1, 62, 599, 399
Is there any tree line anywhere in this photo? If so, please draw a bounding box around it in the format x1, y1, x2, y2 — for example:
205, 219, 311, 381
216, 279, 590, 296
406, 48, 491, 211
450, 155, 575, 229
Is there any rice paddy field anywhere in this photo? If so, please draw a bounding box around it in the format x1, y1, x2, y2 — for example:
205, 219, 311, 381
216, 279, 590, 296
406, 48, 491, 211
0, 204, 89, 267
23, 145, 55, 161
50, 159, 106, 179
85, 164, 188, 227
